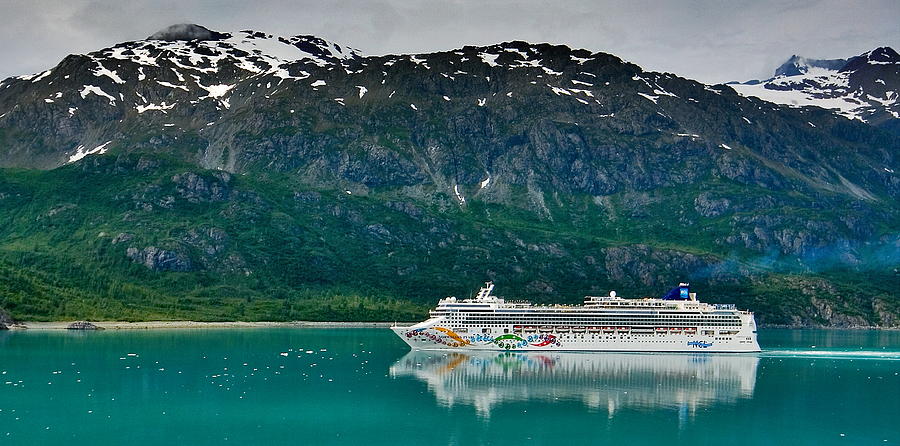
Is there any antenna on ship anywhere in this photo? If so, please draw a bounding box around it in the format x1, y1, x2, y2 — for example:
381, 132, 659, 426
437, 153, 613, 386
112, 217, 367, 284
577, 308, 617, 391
475, 281, 494, 300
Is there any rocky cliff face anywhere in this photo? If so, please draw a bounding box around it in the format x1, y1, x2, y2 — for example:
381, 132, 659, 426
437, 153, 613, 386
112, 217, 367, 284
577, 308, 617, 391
0, 25, 897, 325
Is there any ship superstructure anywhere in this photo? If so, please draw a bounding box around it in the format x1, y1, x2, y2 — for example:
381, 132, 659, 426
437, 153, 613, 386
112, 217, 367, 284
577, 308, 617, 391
391, 282, 760, 352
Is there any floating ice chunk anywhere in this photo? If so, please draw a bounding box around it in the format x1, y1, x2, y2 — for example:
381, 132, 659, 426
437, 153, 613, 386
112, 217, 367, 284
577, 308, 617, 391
477, 98, 486, 106
279, 352, 288, 356
551, 87, 571, 96
311, 80, 326, 87
720, 143, 733, 150
356, 86, 367, 98
742, 117, 752, 124
480, 176, 491, 189
571, 79, 593, 87
442, 95, 451, 101
410, 103, 417, 110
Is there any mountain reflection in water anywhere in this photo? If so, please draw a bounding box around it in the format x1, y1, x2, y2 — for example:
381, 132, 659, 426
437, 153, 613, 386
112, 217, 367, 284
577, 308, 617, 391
390, 351, 759, 417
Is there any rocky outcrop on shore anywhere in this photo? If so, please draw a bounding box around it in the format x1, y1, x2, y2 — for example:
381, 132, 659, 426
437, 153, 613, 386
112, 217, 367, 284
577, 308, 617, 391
0, 308, 14, 330
66, 321, 103, 330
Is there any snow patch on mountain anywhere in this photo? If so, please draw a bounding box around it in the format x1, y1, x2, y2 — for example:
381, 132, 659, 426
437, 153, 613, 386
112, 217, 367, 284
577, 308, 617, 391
730, 47, 898, 123
68, 141, 112, 163
79, 85, 116, 105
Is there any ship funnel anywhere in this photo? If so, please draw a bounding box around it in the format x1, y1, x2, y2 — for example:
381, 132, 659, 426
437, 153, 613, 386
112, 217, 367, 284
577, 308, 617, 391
662, 283, 691, 300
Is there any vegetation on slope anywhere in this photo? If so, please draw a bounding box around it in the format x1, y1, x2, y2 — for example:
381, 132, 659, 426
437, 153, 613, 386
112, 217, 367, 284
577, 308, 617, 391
0, 154, 896, 325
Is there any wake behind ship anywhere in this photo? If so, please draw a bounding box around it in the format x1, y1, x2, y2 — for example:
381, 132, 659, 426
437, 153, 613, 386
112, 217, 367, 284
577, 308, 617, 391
391, 282, 760, 352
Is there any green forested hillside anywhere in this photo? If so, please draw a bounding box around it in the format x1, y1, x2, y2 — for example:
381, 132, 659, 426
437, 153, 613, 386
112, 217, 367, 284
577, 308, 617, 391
0, 155, 896, 325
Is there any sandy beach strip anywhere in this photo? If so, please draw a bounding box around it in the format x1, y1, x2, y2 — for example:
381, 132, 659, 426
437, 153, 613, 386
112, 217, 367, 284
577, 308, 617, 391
13, 321, 398, 330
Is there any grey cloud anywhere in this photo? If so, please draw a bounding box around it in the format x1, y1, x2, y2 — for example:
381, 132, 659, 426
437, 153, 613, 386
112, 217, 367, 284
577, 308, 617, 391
0, 0, 897, 83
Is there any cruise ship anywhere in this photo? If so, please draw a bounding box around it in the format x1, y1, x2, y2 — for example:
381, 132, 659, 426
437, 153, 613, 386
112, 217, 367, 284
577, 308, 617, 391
391, 282, 760, 352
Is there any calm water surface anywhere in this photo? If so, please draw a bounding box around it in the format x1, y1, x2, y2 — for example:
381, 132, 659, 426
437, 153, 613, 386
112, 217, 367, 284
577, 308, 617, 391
0, 328, 898, 445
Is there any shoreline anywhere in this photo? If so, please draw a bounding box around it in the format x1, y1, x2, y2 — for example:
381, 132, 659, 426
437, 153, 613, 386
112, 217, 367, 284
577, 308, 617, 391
8, 321, 399, 330
4, 321, 896, 331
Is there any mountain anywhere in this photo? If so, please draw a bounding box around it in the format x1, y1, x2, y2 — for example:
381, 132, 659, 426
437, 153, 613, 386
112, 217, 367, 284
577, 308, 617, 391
730, 47, 900, 133
0, 25, 898, 326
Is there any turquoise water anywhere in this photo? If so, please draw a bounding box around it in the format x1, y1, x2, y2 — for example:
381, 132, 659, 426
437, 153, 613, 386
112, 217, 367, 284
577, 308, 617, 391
0, 328, 897, 445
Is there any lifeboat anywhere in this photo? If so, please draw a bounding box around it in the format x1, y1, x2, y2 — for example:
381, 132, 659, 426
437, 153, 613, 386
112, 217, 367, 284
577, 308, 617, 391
539, 326, 553, 332
572, 326, 586, 332
557, 326, 570, 333
602, 327, 616, 333
588, 326, 601, 333
524, 326, 537, 333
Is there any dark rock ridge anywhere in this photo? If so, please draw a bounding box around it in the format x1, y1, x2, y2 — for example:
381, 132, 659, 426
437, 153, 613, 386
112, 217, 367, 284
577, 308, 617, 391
0, 308, 13, 325
126, 246, 194, 272
774, 55, 847, 77
147, 24, 230, 41
66, 321, 102, 330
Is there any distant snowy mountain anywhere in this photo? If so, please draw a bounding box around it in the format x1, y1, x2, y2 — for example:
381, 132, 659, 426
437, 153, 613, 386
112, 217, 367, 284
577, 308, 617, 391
729, 47, 899, 132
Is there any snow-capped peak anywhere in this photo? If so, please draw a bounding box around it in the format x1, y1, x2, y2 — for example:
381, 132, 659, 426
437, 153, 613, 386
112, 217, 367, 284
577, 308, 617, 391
774, 55, 846, 77
862, 46, 899, 64
729, 47, 899, 125
147, 24, 230, 41
99, 24, 361, 75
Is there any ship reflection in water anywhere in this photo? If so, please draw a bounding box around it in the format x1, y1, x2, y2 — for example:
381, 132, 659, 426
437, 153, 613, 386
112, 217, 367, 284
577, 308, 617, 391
390, 351, 759, 418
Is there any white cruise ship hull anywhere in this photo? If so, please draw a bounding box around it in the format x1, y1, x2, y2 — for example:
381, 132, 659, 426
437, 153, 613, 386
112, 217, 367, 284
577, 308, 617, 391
391, 325, 761, 353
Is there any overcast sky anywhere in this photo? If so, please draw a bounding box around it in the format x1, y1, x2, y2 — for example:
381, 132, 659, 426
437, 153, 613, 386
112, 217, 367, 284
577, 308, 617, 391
0, 0, 897, 83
